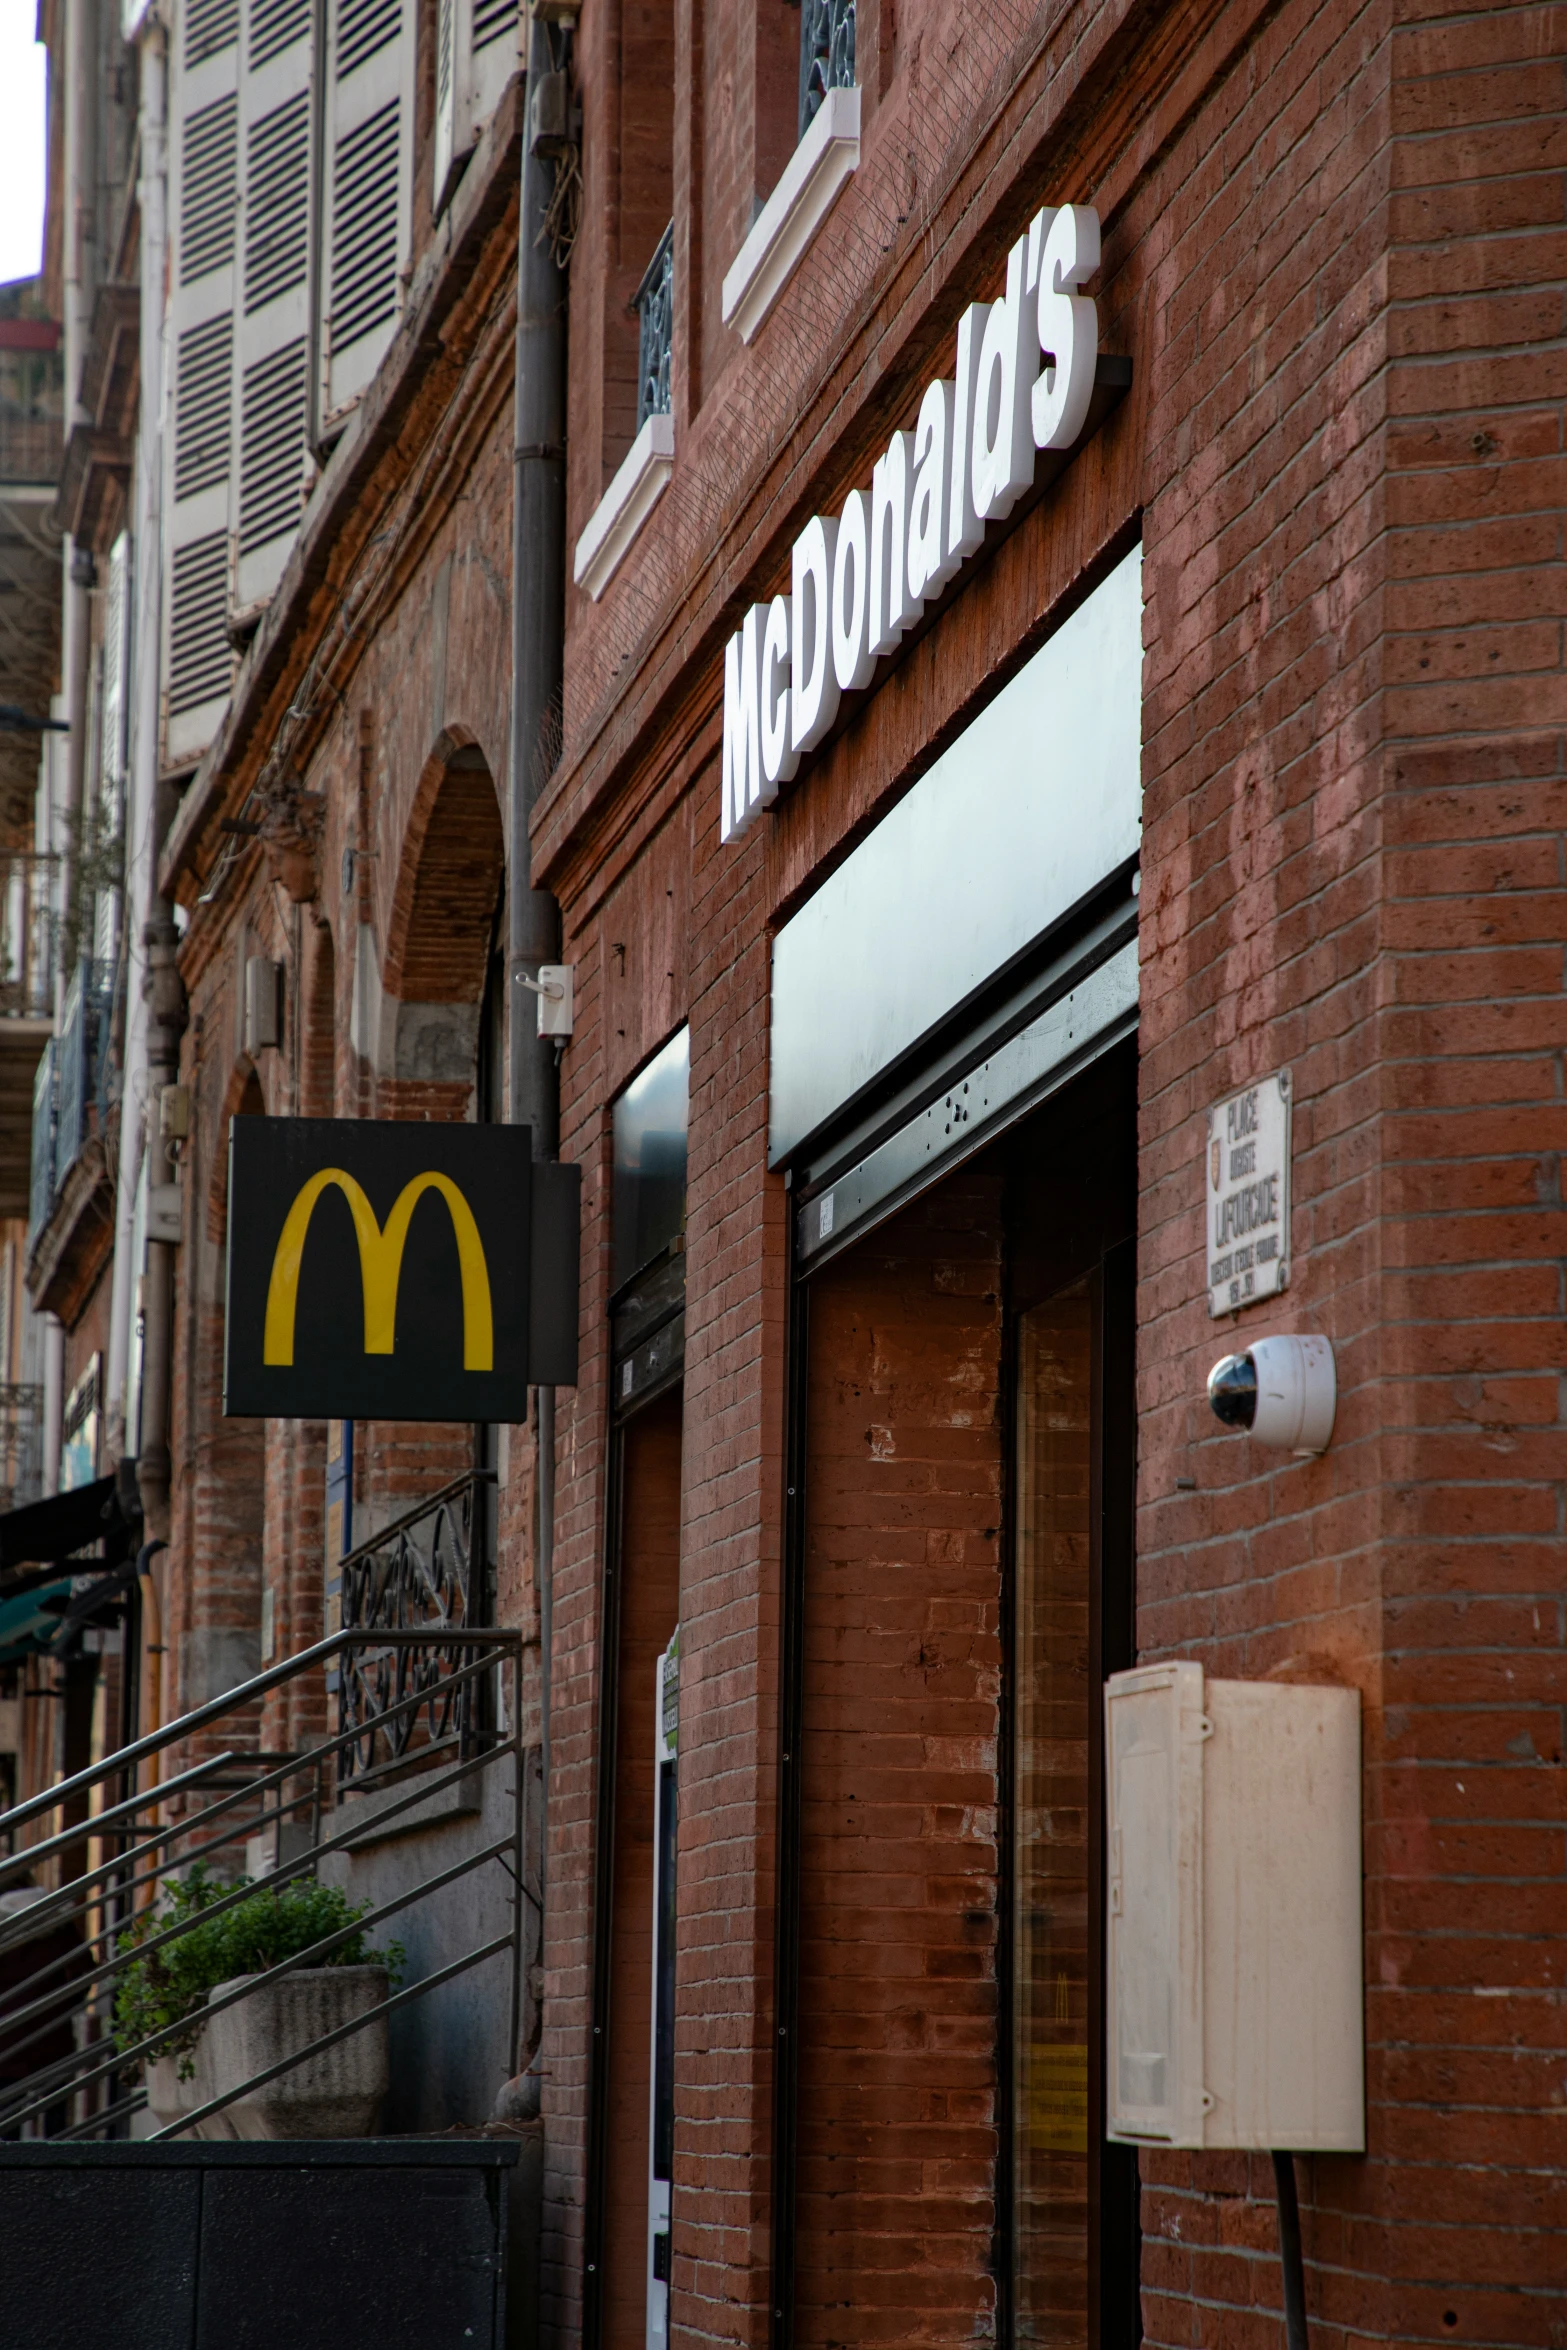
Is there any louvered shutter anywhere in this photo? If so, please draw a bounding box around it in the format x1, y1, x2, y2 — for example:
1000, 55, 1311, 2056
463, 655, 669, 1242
467, 0, 517, 139
433, 0, 517, 216
95, 531, 131, 965
318, 0, 414, 428
232, 0, 315, 616
433, 0, 459, 210
163, 0, 240, 770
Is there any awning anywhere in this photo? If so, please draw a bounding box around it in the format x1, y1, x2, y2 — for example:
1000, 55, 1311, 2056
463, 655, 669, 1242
0, 1577, 76, 1665
0, 1476, 127, 1584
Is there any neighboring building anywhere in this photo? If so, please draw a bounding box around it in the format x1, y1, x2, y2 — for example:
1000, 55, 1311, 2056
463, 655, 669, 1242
0, 0, 1561, 2347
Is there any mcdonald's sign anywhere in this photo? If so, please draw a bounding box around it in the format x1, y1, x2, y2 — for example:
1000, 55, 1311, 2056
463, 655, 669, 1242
224, 1118, 578, 1420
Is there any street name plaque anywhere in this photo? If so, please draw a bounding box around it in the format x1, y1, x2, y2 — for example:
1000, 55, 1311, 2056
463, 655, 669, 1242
1206, 1070, 1291, 1317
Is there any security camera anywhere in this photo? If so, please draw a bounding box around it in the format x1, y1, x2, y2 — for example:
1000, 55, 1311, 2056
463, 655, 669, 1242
1207, 1333, 1336, 1456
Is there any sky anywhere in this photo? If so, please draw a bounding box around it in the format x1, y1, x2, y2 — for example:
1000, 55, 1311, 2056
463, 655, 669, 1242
0, 1, 47, 289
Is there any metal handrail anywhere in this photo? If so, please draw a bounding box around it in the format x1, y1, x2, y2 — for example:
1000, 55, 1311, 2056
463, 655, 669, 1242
0, 1724, 506, 2047
0, 1642, 508, 1952
0, 1820, 516, 2134
151, 1932, 515, 2143
0, 1750, 245, 1907
0, 1626, 529, 2142
0, 1624, 513, 1845
336, 1469, 494, 1574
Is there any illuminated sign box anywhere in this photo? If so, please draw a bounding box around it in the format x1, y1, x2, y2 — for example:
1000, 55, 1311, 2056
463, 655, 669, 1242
224, 1118, 577, 1421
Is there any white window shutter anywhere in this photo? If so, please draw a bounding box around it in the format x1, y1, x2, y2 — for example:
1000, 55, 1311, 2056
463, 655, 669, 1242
318, 0, 414, 429
163, 0, 240, 770
433, 0, 517, 217
467, 0, 518, 139
99, 530, 129, 800
95, 531, 131, 966
433, 0, 460, 212
232, 0, 315, 616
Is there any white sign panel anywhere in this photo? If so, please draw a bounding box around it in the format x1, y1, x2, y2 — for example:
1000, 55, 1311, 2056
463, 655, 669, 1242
1206, 1071, 1290, 1317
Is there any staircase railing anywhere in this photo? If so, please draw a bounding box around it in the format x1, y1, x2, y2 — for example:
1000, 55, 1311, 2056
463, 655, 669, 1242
0, 1625, 526, 2141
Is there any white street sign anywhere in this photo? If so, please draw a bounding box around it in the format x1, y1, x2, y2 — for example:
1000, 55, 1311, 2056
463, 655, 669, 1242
1206, 1071, 1291, 1316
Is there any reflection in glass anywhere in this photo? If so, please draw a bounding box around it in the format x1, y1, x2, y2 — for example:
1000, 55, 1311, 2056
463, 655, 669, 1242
1013, 1279, 1092, 2343
612, 1026, 690, 1293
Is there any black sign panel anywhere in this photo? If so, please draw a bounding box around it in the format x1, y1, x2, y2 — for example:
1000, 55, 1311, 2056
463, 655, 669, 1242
224, 1118, 534, 1422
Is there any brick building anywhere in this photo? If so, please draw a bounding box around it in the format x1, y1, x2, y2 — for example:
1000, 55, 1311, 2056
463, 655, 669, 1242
1, 0, 1561, 2344
534, 0, 1565, 2344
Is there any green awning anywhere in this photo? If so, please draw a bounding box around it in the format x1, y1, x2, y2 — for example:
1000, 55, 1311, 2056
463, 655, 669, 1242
0, 1576, 75, 1665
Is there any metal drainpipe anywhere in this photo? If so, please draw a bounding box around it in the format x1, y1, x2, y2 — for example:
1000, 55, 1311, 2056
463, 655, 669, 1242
506, 4, 569, 2093
59, 0, 98, 1006
135, 910, 187, 1543
105, 18, 167, 1461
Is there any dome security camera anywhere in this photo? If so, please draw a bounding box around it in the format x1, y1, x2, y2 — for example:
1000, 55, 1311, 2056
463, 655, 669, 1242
1207, 1333, 1336, 1456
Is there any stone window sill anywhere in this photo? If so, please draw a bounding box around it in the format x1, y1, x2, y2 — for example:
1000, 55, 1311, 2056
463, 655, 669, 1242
721, 85, 861, 346
573, 412, 676, 602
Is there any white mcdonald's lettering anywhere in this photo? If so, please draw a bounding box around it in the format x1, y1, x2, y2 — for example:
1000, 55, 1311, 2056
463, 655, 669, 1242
720, 204, 1103, 845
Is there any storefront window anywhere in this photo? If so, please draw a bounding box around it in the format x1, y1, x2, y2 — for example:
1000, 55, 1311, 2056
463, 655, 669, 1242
1013, 1278, 1094, 2341
612, 1026, 689, 1293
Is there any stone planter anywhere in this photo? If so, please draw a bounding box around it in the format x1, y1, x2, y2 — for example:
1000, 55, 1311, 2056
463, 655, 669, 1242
145, 1966, 390, 2141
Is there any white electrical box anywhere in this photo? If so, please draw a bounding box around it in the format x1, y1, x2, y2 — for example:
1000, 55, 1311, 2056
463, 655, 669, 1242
1105, 1662, 1363, 2152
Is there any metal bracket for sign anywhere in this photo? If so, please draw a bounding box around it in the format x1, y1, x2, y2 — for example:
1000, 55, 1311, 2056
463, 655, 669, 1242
514, 961, 575, 1039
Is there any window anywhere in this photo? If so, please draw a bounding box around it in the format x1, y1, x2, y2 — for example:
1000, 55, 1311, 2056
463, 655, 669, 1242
161, 0, 416, 762
718, 0, 860, 346
164, 5, 239, 766
318, 0, 415, 426
433, 0, 518, 213
797, 0, 855, 142
233, 0, 315, 616
634, 224, 674, 433
611, 1026, 689, 1295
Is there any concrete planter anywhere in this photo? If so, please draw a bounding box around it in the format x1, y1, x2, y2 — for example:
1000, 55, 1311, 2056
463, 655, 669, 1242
145, 2043, 228, 2140
145, 1966, 390, 2141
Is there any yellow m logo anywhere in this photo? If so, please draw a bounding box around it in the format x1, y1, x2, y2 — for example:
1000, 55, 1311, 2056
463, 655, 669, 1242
263, 1169, 495, 1371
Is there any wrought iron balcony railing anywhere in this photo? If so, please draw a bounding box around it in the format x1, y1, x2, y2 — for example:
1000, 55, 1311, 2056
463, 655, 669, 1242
0, 851, 59, 1021
0, 1381, 44, 1513
28, 1037, 55, 1245
635, 223, 674, 432
336, 1469, 495, 1787
799, 0, 855, 140
54, 956, 114, 1184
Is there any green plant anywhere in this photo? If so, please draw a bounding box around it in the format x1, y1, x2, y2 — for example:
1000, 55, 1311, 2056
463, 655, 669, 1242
115, 1865, 404, 2078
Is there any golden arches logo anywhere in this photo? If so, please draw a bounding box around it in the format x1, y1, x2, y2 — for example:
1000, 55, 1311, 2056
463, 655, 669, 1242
262, 1169, 494, 1371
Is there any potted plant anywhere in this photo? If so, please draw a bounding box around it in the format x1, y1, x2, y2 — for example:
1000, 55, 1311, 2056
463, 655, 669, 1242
117, 1866, 403, 2140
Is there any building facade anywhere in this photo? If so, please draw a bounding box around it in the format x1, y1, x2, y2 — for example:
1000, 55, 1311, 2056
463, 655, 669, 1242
0, 0, 1562, 2345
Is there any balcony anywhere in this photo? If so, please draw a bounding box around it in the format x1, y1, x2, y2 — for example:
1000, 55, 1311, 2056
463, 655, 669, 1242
0, 299, 63, 838
635, 222, 674, 432
336, 1469, 495, 1789
27, 959, 116, 1321
53, 958, 113, 1184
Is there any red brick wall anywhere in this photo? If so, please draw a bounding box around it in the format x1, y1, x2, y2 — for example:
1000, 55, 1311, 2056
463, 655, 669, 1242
571, 0, 679, 498
141, 0, 1567, 2337
599, 1388, 683, 2350
796, 1173, 1004, 2350
1132, 0, 1567, 2341
539, 0, 1567, 2322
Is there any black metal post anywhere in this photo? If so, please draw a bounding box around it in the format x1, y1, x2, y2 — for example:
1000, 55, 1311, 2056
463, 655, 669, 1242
1272, 2150, 1310, 2350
